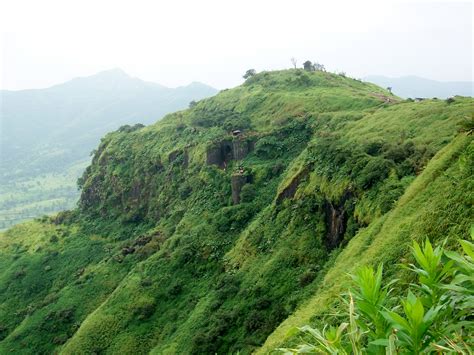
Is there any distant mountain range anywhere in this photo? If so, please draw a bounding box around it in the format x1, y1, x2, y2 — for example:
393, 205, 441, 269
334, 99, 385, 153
364, 75, 473, 99
0, 69, 217, 227
1, 69, 217, 178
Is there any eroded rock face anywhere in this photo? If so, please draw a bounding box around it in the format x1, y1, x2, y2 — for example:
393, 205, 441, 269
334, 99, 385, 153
231, 174, 251, 204
276, 168, 310, 204
206, 140, 233, 167
232, 138, 250, 160
80, 175, 102, 209
323, 191, 352, 250
206, 137, 254, 168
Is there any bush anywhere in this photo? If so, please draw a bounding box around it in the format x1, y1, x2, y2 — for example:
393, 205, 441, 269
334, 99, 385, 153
298, 270, 316, 287
214, 204, 257, 233
356, 157, 392, 189
134, 300, 156, 320
240, 184, 257, 203
255, 136, 284, 159
168, 281, 183, 296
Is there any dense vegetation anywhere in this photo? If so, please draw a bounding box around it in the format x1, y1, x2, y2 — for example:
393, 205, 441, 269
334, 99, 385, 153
279, 238, 473, 353
0, 69, 471, 354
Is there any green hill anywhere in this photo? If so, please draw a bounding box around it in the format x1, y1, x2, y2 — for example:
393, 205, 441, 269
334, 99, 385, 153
0, 69, 472, 354
0, 69, 217, 229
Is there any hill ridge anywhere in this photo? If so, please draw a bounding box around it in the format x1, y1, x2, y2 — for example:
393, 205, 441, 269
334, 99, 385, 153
0, 69, 472, 354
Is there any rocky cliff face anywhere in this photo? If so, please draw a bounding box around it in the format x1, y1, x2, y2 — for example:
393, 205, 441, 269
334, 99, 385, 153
206, 136, 254, 168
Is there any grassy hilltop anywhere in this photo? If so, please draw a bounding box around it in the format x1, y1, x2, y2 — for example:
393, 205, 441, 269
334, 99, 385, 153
0, 69, 472, 354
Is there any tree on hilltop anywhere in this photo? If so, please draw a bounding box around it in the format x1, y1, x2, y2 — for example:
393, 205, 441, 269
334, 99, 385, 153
303, 60, 315, 71
243, 69, 256, 79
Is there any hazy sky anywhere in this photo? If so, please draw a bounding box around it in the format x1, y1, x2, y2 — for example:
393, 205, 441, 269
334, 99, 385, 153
0, 0, 472, 90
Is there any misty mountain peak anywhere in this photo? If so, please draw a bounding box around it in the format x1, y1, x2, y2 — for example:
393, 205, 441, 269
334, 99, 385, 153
93, 68, 130, 79
54, 68, 158, 92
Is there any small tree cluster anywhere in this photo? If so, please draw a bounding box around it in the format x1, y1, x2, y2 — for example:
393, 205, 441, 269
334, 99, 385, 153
303, 61, 326, 72
243, 69, 257, 79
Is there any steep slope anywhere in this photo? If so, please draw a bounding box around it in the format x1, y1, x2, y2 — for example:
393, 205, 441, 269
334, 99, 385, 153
0, 69, 471, 354
0, 69, 217, 229
258, 134, 473, 353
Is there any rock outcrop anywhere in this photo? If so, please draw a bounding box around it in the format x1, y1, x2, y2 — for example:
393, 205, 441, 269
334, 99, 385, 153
206, 136, 254, 168
276, 168, 310, 204
231, 173, 251, 204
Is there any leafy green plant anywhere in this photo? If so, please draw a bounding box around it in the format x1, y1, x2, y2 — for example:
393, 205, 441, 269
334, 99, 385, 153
278, 237, 473, 354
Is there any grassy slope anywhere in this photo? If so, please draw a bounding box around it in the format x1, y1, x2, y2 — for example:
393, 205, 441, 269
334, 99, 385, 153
258, 134, 473, 353
0, 70, 471, 354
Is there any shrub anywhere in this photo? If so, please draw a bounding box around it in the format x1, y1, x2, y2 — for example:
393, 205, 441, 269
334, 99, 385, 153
178, 184, 192, 199
240, 184, 257, 203
168, 281, 183, 296
298, 270, 316, 287
134, 299, 156, 320
255, 136, 284, 159
356, 157, 392, 189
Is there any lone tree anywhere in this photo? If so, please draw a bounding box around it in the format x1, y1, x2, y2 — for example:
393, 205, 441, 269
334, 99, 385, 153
290, 57, 297, 69
189, 100, 197, 108
243, 69, 256, 79
303, 60, 315, 71
386, 86, 393, 94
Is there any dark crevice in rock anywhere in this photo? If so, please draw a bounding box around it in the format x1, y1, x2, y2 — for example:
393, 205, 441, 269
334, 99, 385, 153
276, 168, 310, 204
323, 191, 352, 250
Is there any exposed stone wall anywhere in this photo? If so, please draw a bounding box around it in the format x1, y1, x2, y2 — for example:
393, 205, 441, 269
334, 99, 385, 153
206, 137, 254, 168
232, 138, 250, 160
206, 145, 223, 166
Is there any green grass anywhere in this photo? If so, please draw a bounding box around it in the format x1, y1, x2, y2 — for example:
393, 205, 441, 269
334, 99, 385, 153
0, 69, 472, 354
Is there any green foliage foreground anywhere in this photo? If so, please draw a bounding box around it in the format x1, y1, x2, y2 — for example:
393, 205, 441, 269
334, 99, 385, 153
278, 238, 473, 354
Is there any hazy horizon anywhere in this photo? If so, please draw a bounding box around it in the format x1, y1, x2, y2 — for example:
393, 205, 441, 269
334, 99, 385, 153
1, 67, 474, 93
1, 0, 472, 91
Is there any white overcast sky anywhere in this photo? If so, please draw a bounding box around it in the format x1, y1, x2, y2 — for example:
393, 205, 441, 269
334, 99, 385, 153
0, 0, 472, 90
